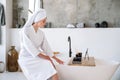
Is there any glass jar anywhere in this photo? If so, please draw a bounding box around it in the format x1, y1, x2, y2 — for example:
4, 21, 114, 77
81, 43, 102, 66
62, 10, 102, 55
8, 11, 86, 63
0, 61, 5, 73
8, 46, 18, 72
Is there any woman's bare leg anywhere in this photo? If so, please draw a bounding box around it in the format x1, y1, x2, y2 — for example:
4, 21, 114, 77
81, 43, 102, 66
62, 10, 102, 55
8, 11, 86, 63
51, 73, 59, 80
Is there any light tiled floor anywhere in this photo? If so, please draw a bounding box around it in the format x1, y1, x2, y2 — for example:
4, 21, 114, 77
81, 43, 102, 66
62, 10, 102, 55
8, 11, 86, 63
0, 72, 27, 80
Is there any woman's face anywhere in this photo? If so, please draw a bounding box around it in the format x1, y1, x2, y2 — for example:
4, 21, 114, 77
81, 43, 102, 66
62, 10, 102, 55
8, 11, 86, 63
37, 18, 47, 28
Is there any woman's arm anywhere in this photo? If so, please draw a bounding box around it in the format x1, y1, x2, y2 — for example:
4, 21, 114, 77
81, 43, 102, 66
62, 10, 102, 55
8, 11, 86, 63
38, 53, 51, 61
38, 53, 56, 68
52, 56, 64, 64
21, 29, 41, 57
41, 33, 54, 57
40, 32, 64, 64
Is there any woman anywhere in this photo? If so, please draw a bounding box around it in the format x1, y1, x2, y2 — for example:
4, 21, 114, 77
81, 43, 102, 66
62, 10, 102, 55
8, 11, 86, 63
18, 9, 64, 80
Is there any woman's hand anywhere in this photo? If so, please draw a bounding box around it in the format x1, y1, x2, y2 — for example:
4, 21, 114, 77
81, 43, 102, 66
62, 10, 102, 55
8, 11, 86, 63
52, 56, 64, 64
44, 55, 52, 61
38, 53, 56, 68
56, 58, 64, 64
45, 56, 56, 68
38, 53, 51, 61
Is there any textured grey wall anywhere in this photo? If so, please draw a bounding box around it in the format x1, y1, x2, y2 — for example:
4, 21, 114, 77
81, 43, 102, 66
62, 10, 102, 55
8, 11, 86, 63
77, 0, 120, 27
13, 0, 28, 28
44, 0, 120, 28
13, 0, 120, 28
44, 0, 77, 28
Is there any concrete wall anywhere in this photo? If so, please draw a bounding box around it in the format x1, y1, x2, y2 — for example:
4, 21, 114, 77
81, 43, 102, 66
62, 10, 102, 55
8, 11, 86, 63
44, 0, 77, 28
44, 0, 120, 28
77, 0, 120, 27
12, 0, 120, 28
13, 0, 28, 28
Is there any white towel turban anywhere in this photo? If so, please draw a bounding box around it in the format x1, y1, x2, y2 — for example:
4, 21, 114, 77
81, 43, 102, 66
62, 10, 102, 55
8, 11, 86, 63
23, 9, 46, 28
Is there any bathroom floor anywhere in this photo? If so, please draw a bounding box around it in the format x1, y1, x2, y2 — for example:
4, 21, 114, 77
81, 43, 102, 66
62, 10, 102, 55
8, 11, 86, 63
0, 72, 27, 80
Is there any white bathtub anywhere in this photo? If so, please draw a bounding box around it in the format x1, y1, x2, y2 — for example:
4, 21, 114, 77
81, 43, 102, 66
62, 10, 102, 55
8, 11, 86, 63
0, 58, 119, 80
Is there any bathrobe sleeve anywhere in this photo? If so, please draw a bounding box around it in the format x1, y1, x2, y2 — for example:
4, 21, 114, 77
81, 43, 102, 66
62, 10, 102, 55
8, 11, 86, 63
41, 33, 54, 57
21, 29, 41, 57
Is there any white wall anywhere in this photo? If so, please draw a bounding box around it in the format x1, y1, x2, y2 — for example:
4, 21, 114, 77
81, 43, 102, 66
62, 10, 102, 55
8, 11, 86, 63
6, 0, 13, 28
0, 26, 6, 63
9, 28, 120, 61
0, 0, 5, 5
0, 0, 12, 70
0, 0, 6, 64
7, 28, 120, 80
44, 28, 120, 61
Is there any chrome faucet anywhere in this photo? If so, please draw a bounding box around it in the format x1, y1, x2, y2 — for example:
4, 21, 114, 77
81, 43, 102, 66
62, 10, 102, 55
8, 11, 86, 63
68, 36, 72, 57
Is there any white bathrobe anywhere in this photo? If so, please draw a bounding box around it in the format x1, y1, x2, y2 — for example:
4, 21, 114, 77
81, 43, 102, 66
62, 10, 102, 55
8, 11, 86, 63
18, 26, 57, 80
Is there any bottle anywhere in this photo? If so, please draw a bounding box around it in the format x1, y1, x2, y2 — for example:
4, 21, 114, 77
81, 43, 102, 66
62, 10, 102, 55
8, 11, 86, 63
8, 46, 18, 72
95, 23, 100, 28
0, 61, 5, 73
101, 21, 108, 28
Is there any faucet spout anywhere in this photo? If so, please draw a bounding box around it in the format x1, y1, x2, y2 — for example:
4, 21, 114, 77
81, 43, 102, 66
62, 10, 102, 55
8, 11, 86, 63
68, 36, 72, 57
